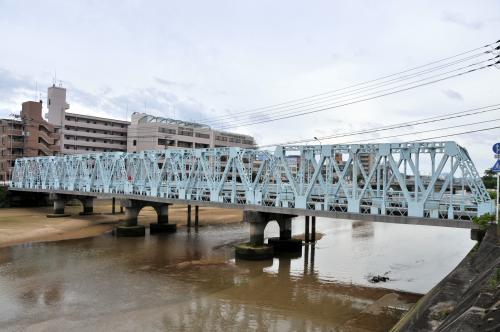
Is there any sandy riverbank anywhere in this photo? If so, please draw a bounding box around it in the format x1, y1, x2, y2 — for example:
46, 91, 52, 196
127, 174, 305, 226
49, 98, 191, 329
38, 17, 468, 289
0, 199, 243, 248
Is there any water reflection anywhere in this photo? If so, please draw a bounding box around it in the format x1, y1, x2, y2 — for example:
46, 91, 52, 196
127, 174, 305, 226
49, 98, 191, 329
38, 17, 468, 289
352, 221, 375, 238
0, 218, 474, 331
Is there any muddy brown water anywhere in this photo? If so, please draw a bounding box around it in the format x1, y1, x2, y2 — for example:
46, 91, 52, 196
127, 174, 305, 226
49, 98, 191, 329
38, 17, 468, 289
0, 217, 475, 331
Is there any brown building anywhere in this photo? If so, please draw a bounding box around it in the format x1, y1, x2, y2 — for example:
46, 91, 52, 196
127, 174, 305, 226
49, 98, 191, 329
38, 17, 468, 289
0, 101, 60, 182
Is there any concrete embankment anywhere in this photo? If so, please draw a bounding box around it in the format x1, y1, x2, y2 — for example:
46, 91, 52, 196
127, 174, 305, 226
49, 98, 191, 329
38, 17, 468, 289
392, 224, 500, 331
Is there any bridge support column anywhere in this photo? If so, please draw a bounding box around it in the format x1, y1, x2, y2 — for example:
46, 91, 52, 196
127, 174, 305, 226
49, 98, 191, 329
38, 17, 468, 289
269, 215, 302, 253
236, 211, 301, 260
305, 216, 310, 243
311, 216, 316, 242
187, 205, 192, 227
150, 204, 176, 234
47, 194, 70, 218
115, 199, 145, 237
195, 205, 199, 228
235, 211, 273, 260
78, 197, 94, 215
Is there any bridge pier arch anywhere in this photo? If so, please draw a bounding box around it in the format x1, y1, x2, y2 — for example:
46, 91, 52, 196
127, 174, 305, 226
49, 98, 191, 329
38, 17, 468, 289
78, 197, 95, 215
150, 203, 176, 234
116, 199, 146, 237
236, 211, 301, 260
116, 199, 176, 236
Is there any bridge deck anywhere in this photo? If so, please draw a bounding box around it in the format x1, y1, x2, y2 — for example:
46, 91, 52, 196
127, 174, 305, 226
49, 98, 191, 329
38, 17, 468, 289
10, 188, 478, 229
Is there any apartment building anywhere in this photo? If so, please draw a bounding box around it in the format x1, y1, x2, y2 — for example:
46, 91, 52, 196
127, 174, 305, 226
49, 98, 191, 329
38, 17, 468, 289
0, 101, 59, 181
47, 85, 129, 154
358, 153, 375, 173
127, 112, 256, 152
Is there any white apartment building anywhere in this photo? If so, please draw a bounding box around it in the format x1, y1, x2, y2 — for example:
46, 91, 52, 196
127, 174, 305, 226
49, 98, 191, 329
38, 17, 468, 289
127, 112, 256, 152
47, 85, 129, 154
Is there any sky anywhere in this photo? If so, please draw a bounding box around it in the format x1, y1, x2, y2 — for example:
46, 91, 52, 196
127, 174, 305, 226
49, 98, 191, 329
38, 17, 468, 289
0, 0, 499, 172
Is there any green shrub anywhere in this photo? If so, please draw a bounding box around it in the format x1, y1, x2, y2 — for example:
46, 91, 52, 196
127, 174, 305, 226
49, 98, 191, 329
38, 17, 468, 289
472, 213, 495, 230
488, 268, 500, 288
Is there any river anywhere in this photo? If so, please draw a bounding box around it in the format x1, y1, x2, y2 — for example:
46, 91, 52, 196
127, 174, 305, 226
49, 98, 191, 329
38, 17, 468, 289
0, 217, 475, 331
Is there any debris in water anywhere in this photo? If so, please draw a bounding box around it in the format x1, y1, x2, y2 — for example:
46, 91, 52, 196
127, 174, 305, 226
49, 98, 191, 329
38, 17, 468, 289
369, 275, 390, 283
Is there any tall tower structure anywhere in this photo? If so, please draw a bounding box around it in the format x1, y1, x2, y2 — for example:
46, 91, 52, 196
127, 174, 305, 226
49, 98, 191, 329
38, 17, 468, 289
47, 84, 69, 127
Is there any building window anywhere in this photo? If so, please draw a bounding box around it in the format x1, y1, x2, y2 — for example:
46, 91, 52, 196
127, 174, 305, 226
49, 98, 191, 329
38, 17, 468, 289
133, 140, 137, 146
195, 132, 210, 139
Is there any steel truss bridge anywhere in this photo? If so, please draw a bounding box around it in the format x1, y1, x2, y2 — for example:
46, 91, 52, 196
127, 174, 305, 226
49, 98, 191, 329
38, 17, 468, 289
9, 141, 494, 228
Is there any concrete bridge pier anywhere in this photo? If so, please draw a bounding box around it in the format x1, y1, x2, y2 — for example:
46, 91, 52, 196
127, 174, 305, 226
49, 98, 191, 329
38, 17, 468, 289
268, 215, 302, 253
47, 194, 71, 218
150, 204, 176, 234
78, 197, 95, 215
115, 199, 146, 237
236, 211, 301, 260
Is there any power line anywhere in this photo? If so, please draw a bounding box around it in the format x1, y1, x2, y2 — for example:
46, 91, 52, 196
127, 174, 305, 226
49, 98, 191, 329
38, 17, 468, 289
259, 104, 500, 147
257, 126, 500, 150
215, 57, 498, 129
217, 59, 499, 130
196, 39, 500, 125
203, 51, 492, 126
411, 126, 500, 142
340, 118, 500, 144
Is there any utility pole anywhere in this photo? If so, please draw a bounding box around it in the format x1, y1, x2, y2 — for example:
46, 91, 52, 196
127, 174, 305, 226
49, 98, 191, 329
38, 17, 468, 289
496, 172, 499, 223
492, 142, 500, 225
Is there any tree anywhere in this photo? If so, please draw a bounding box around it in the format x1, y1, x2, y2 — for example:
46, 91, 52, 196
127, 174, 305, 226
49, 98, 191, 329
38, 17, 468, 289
482, 168, 497, 189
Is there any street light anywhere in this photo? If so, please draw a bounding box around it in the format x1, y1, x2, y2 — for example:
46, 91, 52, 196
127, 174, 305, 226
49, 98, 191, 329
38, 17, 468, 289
313, 136, 322, 149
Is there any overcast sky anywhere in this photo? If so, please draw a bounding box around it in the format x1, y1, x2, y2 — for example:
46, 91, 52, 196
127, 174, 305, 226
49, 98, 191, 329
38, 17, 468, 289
0, 0, 499, 172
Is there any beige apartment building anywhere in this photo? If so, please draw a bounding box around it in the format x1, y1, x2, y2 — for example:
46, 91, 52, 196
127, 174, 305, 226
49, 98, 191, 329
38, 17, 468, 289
127, 112, 256, 152
0, 101, 59, 182
47, 85, 129, 154
47, 85, 256, 154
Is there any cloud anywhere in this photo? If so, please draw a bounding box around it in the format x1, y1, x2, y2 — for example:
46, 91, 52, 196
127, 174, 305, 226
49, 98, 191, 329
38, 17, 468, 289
64, 83, 212, 125
155, 77, 196, 89
441, 11, 483, 30
0, 68, 33, 101
442, 89, 464, 101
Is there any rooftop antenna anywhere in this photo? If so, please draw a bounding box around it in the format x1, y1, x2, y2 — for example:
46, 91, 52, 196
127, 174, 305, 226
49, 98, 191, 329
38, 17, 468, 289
35, 80, 38, 101
53, 69, 57, 86
126, 102, 129, 122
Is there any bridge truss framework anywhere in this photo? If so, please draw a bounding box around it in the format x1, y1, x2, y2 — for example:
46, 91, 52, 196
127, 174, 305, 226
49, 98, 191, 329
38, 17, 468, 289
10, 141, 494, 223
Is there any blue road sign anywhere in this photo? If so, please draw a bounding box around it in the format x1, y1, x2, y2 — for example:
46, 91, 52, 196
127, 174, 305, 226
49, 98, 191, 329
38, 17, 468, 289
493, 143, 500, 154
493, 160, 500, 173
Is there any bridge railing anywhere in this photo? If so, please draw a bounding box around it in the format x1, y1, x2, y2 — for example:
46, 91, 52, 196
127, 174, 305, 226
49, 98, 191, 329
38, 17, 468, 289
10, 142, 495, 221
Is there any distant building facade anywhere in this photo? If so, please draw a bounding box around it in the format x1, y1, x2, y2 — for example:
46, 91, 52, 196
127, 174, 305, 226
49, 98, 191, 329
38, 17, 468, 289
358, 153, 375, 173
127, 112, 256, 152
0, 101, 59, 182
47, 85, 129, 154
